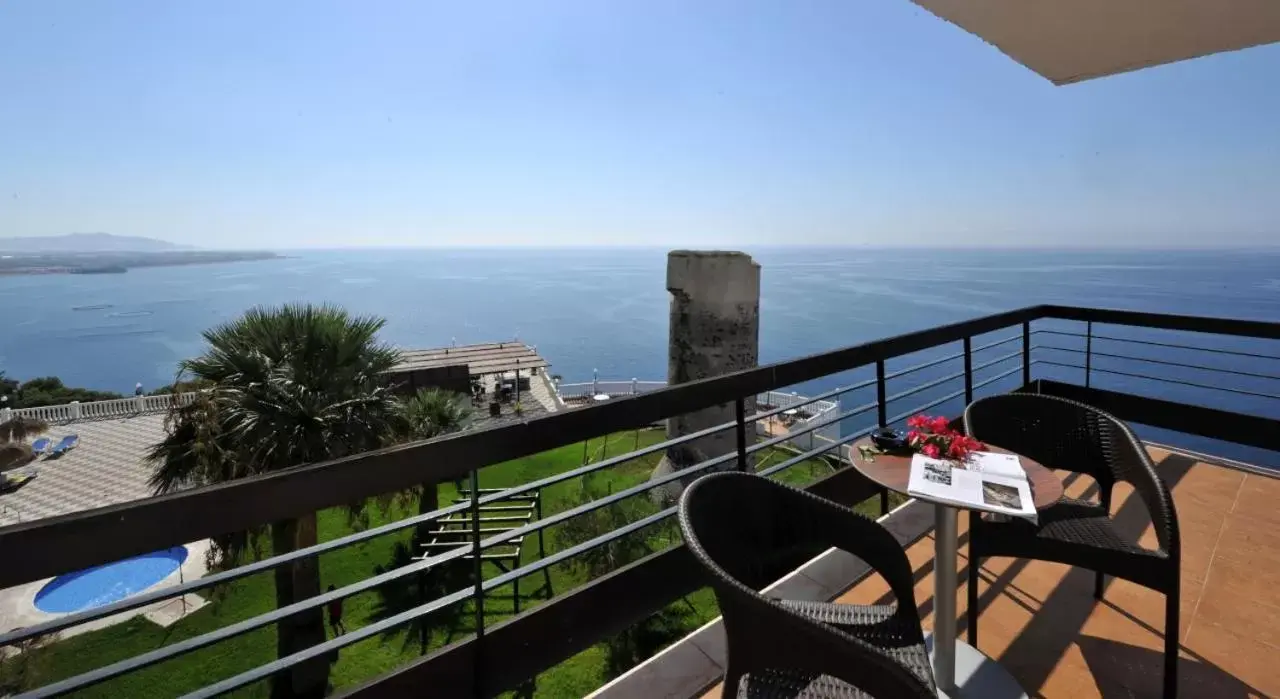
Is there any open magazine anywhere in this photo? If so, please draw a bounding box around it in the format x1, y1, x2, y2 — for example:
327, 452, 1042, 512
906, 451, 1038, 523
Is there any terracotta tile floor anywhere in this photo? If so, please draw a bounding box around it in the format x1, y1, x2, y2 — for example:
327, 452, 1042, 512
702, 447, 1280, 698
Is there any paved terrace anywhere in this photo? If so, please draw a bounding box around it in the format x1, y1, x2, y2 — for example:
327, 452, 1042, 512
0, 413, 167, 527
598, 446, 1280, 699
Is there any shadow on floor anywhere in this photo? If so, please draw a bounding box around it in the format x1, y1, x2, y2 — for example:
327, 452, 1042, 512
1076, 635, 1256, 698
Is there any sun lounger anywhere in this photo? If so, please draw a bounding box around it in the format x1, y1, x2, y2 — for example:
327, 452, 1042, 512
0, 470, 37, 494
30, 437, 53, 455
48, 434, 79, 457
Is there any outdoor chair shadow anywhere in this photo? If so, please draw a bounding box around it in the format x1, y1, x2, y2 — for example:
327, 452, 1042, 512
1076, 635, 1257, 698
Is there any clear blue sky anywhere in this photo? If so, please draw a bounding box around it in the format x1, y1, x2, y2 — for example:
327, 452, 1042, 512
2, 1, 1279, 249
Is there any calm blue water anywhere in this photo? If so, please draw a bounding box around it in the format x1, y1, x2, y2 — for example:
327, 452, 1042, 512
2, 247, 1279, 464
33, 546, 188, 613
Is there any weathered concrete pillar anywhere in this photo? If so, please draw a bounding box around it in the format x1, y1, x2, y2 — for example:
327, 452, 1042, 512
652, 251, 760, 500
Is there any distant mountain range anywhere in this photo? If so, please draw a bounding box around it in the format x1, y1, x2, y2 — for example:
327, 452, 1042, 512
0, 233, 194, 253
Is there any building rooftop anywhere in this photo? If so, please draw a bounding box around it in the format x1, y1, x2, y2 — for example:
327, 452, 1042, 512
0, 412, 166, 527
390, 342, 549, 377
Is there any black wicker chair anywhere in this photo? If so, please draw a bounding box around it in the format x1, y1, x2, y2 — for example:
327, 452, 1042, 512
679, 472, 935, 698
964, 393, 1181, 698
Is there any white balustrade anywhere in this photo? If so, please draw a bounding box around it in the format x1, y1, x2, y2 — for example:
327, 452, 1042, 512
6, 391, 199, 424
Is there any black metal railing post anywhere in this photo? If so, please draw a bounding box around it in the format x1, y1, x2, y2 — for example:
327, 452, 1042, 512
735, 398, 749, 471
963, 336, 973, 405
875, 360, 887, 427
469, 467, 485, 698
1084, 321, 1093, 388
875, 360, 889, 515
1022, 321, 1032, 388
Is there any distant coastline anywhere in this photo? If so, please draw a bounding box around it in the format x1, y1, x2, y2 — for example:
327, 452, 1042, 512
0, 250, 282, 276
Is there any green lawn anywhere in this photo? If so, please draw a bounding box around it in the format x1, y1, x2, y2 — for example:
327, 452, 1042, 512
2, 429, 887, 698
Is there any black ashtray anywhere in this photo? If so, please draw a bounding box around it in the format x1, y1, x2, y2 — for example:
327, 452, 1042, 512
870, 428, 911, 453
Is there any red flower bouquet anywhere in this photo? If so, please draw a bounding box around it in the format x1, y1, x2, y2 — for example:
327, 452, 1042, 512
906, 414, 985, 461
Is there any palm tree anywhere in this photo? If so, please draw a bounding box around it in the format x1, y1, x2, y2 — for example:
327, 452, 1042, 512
402, 387, 472, 440
400, 388, 472, 532
147, 304, 403, 699
0, 416, 48, 471
0, 416, 48, 443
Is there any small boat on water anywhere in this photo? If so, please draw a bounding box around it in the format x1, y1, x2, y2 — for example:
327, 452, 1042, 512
71, 304, 113, 311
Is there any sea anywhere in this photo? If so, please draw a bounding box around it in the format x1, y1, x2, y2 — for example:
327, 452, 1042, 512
2, 247, 1279, 466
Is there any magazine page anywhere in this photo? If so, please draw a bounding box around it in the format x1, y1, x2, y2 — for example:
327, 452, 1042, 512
906, 455, 976, 503
965, 451, 1027, 481
907, 454, 1037, 522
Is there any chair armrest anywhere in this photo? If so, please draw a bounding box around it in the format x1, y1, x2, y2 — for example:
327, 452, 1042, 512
722, 588, 935, 698
781, 486, 920, 621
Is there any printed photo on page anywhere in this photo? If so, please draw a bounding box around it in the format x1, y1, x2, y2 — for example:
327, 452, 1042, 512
907, 453, 1037, 522
965, 451, 1026, 480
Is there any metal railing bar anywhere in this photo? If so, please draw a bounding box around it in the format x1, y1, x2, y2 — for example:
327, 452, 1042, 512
1080, 366, 1280, 401
478, 377, 876, 506
756, 427, 874, 479
27, 444, 738, 698
882, 349, 1024, 408
475, 454, 732, 554
189, 392, 973, 698
20, 543, 481, 697
1034, 329, 1086, 339
484, 508, 677, 590
17, 363, 1022, 697
1035, 359, 1085, 371
881, 333, 1022, 383
883, 368, 965, 405
1034, 345, 1280, 382
20, 304, 1280, 698
1, 308, 1043, 590
477, 418, 735, 506
1089, 333, 1280, 361
1040, 305, 1280, 341
971, 349, 1024, 373
886, 387, 966, 424
1039, 327, 1280, 362
179, 587, 477, 699
0, 497, 472, 648
476, 399, 882, 551
971, 364, 1024, 392
193, 504, 685, 699
1033, 359, 1280, 400
1, 380, 875, 650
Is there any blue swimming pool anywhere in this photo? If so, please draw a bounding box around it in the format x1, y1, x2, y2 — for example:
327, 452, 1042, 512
34, 546, 188, 614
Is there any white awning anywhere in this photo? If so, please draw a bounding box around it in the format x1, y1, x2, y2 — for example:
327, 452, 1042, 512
911, 0, 1280, 84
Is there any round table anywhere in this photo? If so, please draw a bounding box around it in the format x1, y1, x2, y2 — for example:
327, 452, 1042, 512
592, 394, 611, 402
848, 436, 1064, 698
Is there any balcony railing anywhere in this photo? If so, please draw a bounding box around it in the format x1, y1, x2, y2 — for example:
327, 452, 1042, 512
1, 305, 1278, 698
2, 392, 198, 423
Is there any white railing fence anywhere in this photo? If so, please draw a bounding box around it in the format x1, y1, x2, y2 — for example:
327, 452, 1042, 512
553, 378, 844, 458
2, 392, 198, 425
555, 380, 667, 400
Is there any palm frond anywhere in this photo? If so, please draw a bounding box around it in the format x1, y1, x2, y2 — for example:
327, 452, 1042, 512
0, 416, 50, 442
401, 388, 473, 440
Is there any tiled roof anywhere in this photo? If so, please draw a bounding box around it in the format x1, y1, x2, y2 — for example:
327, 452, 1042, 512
391, 343, 549, 376
0, 413, 168, 527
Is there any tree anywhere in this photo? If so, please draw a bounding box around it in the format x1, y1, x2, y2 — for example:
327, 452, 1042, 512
556, 473, 692, 677
146, 378, 215, 395
0, 416, 49, 443
1, 376, 123, 408
399, 387, 472, 536
401, 388, 472, 440
0, 416, 48, 471
147, 304, 403, 699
